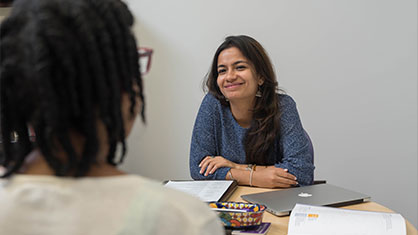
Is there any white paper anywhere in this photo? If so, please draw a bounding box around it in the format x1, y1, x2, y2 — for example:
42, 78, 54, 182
288, 204, 406, 235
164, 180, 233, 202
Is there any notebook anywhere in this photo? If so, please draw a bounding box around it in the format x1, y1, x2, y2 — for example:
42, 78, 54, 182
164, 180, 238, 202
241, 184, 370, 216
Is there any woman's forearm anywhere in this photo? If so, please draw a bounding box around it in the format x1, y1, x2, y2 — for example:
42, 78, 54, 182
226, 168, 252, 186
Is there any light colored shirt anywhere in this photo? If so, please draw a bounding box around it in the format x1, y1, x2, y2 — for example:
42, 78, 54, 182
0, 174, 224, 235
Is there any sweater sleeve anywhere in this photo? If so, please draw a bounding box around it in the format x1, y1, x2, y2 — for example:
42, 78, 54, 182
189, 95, 230, 180
274, 95, 315, 185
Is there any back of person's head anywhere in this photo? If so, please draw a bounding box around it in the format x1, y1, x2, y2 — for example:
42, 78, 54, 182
0, 0, 144, 177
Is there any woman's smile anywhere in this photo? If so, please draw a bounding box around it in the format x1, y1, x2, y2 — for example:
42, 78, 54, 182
224, 82, 244, 89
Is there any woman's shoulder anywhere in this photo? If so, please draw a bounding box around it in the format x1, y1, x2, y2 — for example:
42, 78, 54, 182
111, 176, 224, 234
278, 93, 296, 108
276, 93, 301, 124
137, 179, 222, 227
202, 93, 221, 105
199, 93, 224, 114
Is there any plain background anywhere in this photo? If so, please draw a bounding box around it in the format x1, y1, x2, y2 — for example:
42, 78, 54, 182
1, 0, 417, 228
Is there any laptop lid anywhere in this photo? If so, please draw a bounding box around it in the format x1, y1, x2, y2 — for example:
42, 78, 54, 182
241, 184, 371, 216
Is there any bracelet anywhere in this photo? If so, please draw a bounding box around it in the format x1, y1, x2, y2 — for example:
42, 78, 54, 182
249, 164, 256, 187
228, 170, 238, 182
249, 168, 254, 187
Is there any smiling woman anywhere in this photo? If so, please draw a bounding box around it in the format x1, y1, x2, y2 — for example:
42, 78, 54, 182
189, 35, 315, 188
216, 47, 264, 120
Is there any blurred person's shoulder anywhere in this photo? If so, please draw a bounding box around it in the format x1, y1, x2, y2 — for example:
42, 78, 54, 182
0, 174, 224, 235
126, 176, 225, 235
121, 177, 224, 235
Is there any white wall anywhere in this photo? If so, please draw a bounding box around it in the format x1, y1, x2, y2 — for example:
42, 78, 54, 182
122, 0, 417, 227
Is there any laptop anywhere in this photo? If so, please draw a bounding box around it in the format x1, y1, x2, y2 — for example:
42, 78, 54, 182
241, 184, 370, 216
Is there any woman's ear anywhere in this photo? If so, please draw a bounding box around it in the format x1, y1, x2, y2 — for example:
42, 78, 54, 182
258, 77, 264, 86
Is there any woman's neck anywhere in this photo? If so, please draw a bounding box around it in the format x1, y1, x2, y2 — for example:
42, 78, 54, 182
20, 149, 125, 177
229, 98, 255, 128
20, 121, 126, 177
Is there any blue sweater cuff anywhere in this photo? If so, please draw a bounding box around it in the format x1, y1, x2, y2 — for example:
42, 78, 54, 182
191, 166, 230, 180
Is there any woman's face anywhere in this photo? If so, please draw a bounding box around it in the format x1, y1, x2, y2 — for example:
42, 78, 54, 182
216, 47, 263, 104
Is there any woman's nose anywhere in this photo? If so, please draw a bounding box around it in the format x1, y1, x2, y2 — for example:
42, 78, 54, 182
225, 70, 237, 82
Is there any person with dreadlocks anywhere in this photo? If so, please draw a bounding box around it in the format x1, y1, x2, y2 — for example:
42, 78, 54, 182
0, 0, 224, 234
190, 35, 315, 188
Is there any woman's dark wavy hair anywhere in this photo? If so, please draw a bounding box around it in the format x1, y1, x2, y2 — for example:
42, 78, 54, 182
0, 0, 144, 177
205, 35, 281, 165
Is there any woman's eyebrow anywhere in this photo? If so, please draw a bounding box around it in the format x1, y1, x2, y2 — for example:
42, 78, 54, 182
217, 60, 249, 68
232, 60, 248, 65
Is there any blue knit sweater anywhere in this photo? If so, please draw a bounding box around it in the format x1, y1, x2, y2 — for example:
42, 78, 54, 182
189, 93, 315, 186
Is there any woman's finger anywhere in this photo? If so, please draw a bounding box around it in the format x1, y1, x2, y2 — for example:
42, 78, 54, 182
199, 157, 213, 174
275, 176, 298, 186
205, 162, 216, 176
209, 165, 219, 175
199, 156, 212, 167
276, 168, 297, 181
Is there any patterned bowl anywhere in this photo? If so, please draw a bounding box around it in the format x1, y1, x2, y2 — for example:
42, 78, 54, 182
209, 202, 266, 228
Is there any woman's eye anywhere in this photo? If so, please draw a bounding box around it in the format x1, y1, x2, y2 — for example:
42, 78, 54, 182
236, 66, 246, 70
218, 69, 226, 74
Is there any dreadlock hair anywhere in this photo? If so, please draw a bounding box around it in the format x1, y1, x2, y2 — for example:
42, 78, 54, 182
205, 35, 282, 165
0, 0, 145, 177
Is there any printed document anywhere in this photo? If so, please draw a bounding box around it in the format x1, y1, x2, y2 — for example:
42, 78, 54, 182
165, 180, 235, 202
288, 204, 406, 235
